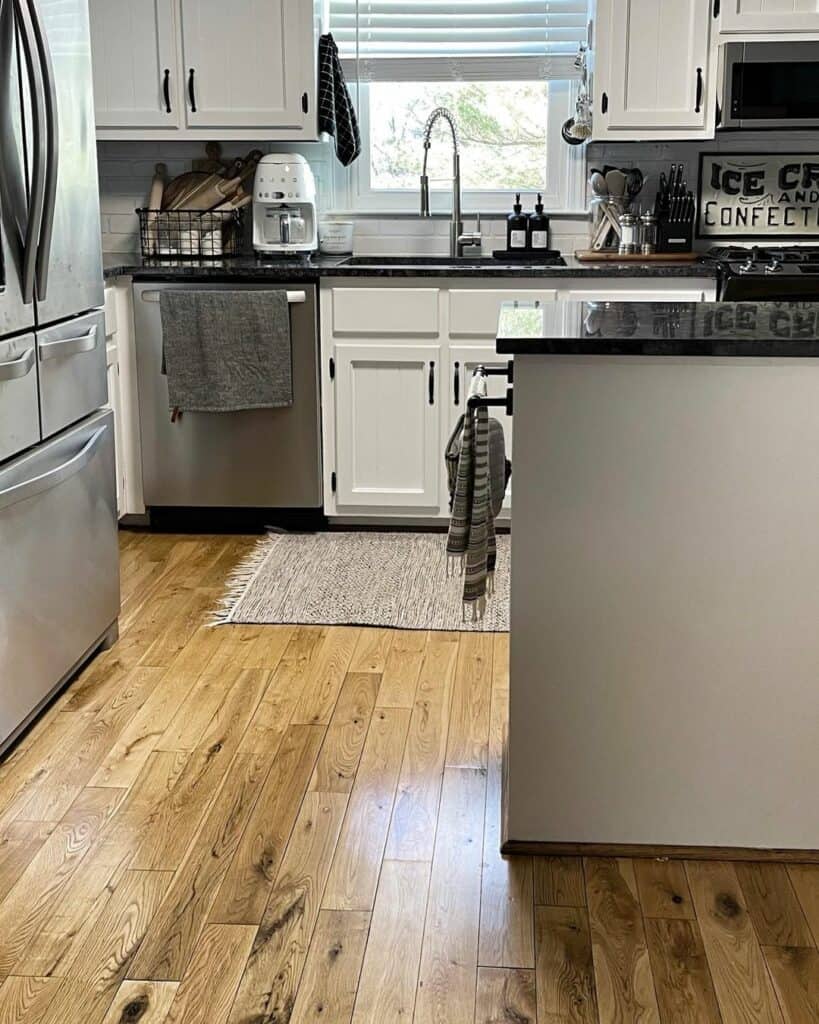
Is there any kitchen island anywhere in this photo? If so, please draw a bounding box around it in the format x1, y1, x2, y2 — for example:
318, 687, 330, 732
498, 300, 819, 859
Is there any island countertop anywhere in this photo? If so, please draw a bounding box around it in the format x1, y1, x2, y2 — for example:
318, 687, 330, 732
497, 300, 819, 356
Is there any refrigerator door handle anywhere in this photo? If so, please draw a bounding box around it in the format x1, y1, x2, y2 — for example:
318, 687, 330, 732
11, 0, 46, 305
38, 325, 98, 361
0, 424, 107, 512
26, 0, 58, 302
0, 347, 36, 381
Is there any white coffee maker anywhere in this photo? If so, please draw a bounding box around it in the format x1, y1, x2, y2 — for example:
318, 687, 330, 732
252, 153, 318, 256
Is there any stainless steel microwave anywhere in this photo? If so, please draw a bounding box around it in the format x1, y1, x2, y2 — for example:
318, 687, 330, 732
720, 42, 819, 130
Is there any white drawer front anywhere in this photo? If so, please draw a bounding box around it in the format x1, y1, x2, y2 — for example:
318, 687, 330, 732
332, 288, 439, 335
449, 289, 558, 338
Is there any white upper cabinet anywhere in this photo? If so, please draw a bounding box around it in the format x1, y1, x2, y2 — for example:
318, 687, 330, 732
719, 0, 819, 33
592, 0, 715, 139
178, 0, 313, 131
90, 0, 317, 138
90, 0, 180, 129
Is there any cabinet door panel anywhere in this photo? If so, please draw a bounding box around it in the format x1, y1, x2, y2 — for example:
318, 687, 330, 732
721, 1, 819, 32
449, 346, 513, 513
602, 0, 710, 131
335, 344, 441, 509
180, 0, 310, 129
90, 0, 179, 129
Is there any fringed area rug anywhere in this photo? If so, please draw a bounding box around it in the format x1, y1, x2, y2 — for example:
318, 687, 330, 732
214, 531, 510, 632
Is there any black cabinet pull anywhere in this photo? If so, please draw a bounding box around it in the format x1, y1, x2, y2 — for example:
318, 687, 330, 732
695, 67, 703, 113
302, 92, 309, 114
713, 0, 720, 17
453, 361, 460, 405
429, 361, 435, 405
162, 69, 171, 113
188, 68, 197, 112
601, 91, 608, 114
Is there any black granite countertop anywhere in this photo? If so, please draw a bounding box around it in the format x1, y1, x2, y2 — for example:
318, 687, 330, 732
103, 252, 719, 281
497, 300, 819, 356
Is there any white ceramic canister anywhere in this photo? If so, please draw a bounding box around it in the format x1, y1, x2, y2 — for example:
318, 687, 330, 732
319, 220, 354, 255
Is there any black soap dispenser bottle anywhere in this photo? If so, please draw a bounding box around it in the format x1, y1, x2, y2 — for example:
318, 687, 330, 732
507, 193, 527, 251
528, 193, 550, 251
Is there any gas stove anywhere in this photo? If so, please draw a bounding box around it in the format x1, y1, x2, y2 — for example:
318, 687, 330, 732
707, 245, 819, 300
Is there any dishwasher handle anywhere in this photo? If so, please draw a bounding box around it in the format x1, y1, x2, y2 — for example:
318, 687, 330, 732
140, 289, 307, 304
0, 424, 107, 512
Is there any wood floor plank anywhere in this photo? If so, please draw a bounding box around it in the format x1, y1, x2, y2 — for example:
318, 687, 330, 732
12, 668, 164, 822
100, 980, 179, 1024
534, 906, 598, 1024
348, 627, 393, 674
227, 792, 348, 1024
763, 945, 819, 1023
383, 636, 459, 862
234, 625, 295, 672
475, 967, 537, 1024
446, 633, 493, 769
289, 909, 370, 1024
787, 866, 819, 947
350, 860, 430, 1024
0, 823, 55, 904
130, 668, 269, 871
323, 707, 410, 911
584, 858, 660, 1024
0, 790, 123, 977
376, 630, 427, 709
291, 628, 361, 727
414, 766, 486, 1024
209, 725, 325, 925
634, 860, 695, 921
735, 863, 815, 948
479, 678, 534, 969
533, 858, 587, 909
139, 586, 219, 669
127, 753, 269, 982
309, 673, 380, 794
37, 869, 173, 1024
163, 924, 256, 1024
686, 860, 783, 1024
0, 976, 61, 1024
644, 918, 721, 1024
156, 660, 248, 754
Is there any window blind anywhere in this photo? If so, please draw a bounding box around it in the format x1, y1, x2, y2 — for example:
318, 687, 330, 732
328, 1, 588, 82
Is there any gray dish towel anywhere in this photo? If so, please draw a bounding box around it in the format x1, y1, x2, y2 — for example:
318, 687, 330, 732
160, 289, 293, 413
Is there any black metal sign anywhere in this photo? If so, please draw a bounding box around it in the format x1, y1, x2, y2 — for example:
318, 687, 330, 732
698, 153, 819, 238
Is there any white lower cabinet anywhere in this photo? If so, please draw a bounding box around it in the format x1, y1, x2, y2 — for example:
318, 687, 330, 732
333, 343, 442, 510
321, 277, 718, 522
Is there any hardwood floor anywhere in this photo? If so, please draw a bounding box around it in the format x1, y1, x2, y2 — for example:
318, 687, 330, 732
0, 531, 817, 1023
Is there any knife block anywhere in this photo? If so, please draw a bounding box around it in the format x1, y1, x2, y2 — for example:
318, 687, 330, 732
657, 215, 694, 254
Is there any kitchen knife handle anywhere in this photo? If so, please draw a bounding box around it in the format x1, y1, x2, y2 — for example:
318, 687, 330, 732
163, 68, 171, 113
188, 68, 197, 113
695, 68, 703, 113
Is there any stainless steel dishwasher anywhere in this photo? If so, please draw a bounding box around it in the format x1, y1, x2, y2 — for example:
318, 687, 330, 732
133, 282, 322, 511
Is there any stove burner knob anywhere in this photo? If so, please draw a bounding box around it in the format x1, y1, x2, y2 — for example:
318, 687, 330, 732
765, 257, 783, 274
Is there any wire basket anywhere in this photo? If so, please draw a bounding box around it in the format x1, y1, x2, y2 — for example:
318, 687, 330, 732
136, 207, 245, 260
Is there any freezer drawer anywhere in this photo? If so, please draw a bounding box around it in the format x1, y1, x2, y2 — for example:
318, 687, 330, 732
38, 310, 106, 439
0, 333, 39, 463
0, 409, 119, 752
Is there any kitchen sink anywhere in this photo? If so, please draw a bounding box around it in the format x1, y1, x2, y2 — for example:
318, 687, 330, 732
338, 255, 567, 269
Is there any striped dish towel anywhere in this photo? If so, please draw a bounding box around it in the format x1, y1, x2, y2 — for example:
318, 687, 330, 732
446, 374, 497, 621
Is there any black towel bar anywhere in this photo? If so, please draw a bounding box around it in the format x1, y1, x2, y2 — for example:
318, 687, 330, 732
467, 388, 514, 416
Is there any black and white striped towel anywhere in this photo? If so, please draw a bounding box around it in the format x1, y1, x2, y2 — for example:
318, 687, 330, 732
318, 33, 361, 167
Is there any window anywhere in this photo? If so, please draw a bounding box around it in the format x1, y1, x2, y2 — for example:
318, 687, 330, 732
328, 0, 588, 212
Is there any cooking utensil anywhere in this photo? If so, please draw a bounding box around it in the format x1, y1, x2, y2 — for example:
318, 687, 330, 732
605, 169, 627, 199
589, 171, 608, 197
161, 172, 211, 210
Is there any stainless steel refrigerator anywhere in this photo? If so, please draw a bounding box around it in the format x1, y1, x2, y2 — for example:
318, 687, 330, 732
0, 0, 119, 753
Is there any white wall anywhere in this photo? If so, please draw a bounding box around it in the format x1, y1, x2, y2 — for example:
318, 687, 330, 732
97, 139, 591, 257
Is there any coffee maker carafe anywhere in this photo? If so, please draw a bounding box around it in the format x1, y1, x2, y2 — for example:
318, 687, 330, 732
253, 154, 318, 256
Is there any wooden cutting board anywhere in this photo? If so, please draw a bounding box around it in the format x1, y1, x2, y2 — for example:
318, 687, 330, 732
575, 250, 700, 263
